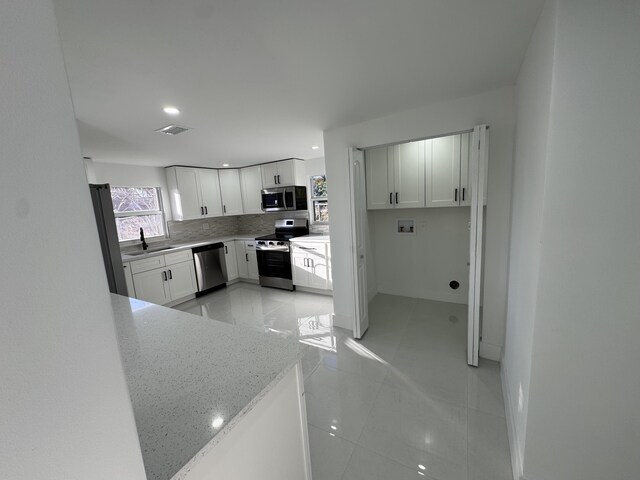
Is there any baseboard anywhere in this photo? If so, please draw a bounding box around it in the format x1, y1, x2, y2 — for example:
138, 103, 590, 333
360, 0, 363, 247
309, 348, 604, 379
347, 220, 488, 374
479, 341, 502, 361
501, 364, 524, 480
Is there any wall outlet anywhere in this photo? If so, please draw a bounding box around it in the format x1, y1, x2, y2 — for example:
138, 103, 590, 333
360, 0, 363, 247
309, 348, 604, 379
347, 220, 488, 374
202, 223, 210, 230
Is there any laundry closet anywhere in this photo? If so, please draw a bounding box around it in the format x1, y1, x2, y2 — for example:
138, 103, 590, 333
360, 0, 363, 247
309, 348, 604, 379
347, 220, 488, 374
364, 131, 486, 306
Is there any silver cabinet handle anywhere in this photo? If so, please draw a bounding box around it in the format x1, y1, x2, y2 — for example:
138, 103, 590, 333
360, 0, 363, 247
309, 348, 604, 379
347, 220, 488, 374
162, 271, 167, 281
454, 188, 458, 202
462, 188, 466, 202
223, 205, 226, 214
390, 192, 393, 204
274, 175, 277, 185
224, 245, 228, 254
200, 206, 204, 215
204, 206, 208, 215
298, 246, 316, 250
246, 253, 249, 262
396, 192, 398, 204
277, 174, 281, 184
168, 269, 172, 280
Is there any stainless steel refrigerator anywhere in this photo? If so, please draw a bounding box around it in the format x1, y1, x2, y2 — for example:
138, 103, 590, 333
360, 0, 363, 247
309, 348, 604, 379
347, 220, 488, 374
89, 183, 128, 295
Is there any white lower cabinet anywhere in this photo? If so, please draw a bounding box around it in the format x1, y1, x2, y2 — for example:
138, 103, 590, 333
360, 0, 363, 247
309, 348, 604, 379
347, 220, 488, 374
234, 240, 259, 281
291, 241, 332, 291
122, 262, 135, 297
131, 250, 197, 305
223, 242, 239, 282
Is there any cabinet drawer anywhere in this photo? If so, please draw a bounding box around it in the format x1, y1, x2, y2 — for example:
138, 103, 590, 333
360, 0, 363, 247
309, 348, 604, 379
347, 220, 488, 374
130, 255, 166, 274
293, 243, 321, 252
165, 249, 193, 266
244, 241, 256, 251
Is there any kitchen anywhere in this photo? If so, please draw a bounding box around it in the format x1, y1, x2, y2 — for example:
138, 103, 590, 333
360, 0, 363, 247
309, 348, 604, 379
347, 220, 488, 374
4, 2, 639, 480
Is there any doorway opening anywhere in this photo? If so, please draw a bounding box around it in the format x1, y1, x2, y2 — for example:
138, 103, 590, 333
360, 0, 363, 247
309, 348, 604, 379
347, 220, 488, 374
349, 125, 488, 366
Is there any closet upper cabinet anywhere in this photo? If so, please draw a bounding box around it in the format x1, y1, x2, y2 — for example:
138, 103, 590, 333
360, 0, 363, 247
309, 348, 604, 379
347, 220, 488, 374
166, 167, 223, 220
365, 141, 425, 209
425, 135, 461, 208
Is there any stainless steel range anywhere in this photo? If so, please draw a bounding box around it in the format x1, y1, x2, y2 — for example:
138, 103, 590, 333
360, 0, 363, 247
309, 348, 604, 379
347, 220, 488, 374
255, 218, 309, 291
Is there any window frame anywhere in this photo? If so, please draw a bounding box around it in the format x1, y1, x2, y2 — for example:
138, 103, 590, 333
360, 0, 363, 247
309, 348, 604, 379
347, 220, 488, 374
110, 186, 168, 245
309, 175, 329, 225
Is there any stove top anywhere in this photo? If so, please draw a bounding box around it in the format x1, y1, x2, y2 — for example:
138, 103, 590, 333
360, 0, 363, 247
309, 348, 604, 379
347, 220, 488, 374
255, 218, 309, 243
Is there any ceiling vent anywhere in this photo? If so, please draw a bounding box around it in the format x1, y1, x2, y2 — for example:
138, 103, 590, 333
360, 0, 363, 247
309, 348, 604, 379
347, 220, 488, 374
155, 124, 191, 136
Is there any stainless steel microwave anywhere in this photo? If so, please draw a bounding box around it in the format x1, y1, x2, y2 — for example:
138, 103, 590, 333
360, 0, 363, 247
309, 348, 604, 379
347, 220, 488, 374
261, 186, 308, 212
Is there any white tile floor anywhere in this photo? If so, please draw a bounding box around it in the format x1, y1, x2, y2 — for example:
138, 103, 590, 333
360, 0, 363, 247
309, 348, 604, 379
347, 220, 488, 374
174, 283, 511, 480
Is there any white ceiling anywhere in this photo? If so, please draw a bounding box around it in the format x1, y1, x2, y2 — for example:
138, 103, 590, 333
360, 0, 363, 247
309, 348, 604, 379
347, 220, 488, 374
54, 0, 544, 168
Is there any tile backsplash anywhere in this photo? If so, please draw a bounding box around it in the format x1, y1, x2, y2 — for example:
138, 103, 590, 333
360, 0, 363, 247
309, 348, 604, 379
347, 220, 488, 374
166, 211, 327, 244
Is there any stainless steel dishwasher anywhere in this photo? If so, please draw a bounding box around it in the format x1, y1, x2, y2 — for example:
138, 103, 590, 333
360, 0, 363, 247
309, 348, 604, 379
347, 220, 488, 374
192, 243, 227, 295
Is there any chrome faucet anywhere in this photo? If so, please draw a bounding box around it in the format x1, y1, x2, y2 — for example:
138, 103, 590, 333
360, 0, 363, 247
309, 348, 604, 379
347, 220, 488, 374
140, 228, 148, 251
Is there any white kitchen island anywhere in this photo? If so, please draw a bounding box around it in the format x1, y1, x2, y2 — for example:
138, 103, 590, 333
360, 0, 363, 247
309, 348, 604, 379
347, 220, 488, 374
110, 294, 311, 480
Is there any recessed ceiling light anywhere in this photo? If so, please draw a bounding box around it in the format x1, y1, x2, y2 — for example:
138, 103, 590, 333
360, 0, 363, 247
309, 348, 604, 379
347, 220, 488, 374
311, 145, 320, 150
222, 163, 230, 167
163, 106, 180, 115
211, 416, 224, 429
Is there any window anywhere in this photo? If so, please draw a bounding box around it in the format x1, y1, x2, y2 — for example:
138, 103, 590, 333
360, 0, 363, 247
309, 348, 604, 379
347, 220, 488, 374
310, 175, 329, 223
110, 186, 166, 242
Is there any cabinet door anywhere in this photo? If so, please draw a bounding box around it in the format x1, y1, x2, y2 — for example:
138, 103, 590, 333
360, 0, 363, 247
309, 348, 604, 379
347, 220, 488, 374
393, 141, 425, 208
224, 242, 239, 281
426, 135, 461, 207
122, 262, 135, 297
219, 169, 244, 216
275, 159, 295, 186
305, 244, 329, 290
261, 163, 280, 188
198, 169, 223, 217
235, 240, 248, 278
240, 166, 264, 214
132, 269, 170, 305
291, 251, 309, 287
460, 132, 471, 207
244, 241, 259, 280
365, 146, 393, 209
166, 260, 197, 301
174, 167, 203, 220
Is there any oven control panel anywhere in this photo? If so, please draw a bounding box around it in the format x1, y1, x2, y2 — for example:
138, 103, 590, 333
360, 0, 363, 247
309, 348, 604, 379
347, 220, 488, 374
255, 240, 290, 252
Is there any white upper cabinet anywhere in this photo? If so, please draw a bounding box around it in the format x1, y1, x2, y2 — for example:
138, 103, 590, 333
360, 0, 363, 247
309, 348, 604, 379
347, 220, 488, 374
460, 132, 471, 206
166, 167, 223, 220
170, 167, 202, 220
261, 163, 280, 189
240, 165, 264, 214
198, 168, 223, 217
393, 141, 425, 208
365, 142, 424, 209
365, 146, 393, 209
261, 159, 305, 188
425, 136, 461, 208
218, 169, 244, 216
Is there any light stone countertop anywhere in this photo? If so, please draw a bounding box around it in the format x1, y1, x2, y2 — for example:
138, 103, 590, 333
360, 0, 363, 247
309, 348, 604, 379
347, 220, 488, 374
120, 233, 264, 262
289, 234, 331, 243
110, 294, 307, 480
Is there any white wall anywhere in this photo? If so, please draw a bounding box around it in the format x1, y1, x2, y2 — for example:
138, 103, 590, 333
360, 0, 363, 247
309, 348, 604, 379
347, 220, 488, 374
501, 1, 557, 477
521, 1, 640, 479
0, 2, 146, 479
504, 1, 640, 479
324, 87, 515, 359
371, 208, 470, 304
92, 161, 173, 221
